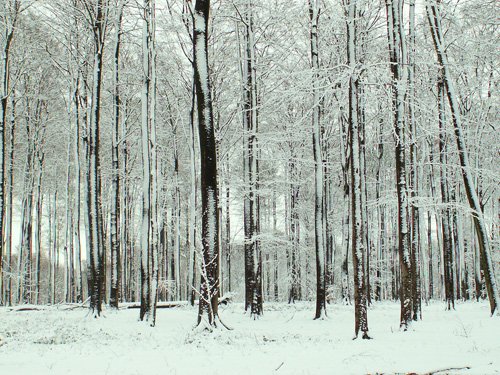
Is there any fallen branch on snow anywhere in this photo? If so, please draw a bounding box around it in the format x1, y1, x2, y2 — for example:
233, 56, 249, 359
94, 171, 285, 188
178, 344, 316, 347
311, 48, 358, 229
125, 301, 189, 309
424, 366, 471, 374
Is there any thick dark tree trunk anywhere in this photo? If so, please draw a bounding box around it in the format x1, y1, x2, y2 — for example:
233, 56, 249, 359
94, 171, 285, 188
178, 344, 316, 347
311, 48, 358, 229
193, 0, 223, 328
86, 0, 107, 317
385, 0, 413, 330
241, 0, 262, 317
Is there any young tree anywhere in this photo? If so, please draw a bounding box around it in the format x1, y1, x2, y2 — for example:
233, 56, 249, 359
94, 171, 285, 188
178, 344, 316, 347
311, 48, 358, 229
309, 0, 326, 320
110, 0, 125, 309
437, 72, 454, 310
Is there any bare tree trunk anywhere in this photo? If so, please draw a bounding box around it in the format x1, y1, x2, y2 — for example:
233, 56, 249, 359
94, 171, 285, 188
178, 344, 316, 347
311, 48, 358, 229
149, 6, 159, 322
240, 0, 262, 317
188, 80, 198, 306
288, 158, 301, 304
110, 0, 124, 309
347, 0, 369, 339
192, 0, 223, 328
385, 0, 413, 330
86, 0, 107, 316
140, 0, 158, 323
309, 0, 326, 320
375, 110, 384, 301
33, 147, 44, 305
438, 73, 455, 310
3, 92, 15, 305
408, 0, 421, 320
340, 109, 351, 305
63, 123, 73, 302
73, 80, 83, 302
0, 0, 20, 304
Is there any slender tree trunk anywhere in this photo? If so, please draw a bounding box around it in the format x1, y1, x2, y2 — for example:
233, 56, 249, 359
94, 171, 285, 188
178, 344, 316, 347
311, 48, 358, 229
73, 81, 83, 302
3, 92, 15, 305
309, 0, 326, 320
347, 0, 369, 339
64, 123, 72, 302
33, 150, 44, 304
340, 109, 351, 305
375, 110, 384, 301
110, 0, 124, 309
408, 0, 421, 320
188, 80, 197, 306
0, 0, 19, 304
438, 74, 455, 310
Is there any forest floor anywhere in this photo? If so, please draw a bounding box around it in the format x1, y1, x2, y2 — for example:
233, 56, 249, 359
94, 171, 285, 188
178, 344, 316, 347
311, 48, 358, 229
0, 300, 498, 375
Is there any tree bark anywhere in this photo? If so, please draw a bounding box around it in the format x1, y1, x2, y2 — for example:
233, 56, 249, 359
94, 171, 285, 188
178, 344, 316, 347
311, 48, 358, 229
385, 0, 413, 329
347, 0, 369, 339
193, 0, 223, 328
309, 0, 326, 320
110, 0, 124, 309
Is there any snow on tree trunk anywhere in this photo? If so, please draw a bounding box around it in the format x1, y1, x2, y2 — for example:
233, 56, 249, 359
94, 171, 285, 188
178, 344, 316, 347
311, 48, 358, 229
3, 91, 15, 305
110, 0, 124, 309
193, 0, 223, 329
0, 0, 19, 305
438, 74, 455, 310
309, 0, 326, 320
240, 0, 262, 317
408, 0, 421, 321
86, 0, 107, 317
347, 0, 369, 339
140, 0, 159, 324
385, 0, 413, 330
188, 80, 198, 306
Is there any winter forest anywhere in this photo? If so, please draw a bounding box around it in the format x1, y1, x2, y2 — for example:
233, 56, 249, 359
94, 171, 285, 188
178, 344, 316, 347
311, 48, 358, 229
0, 0, 499, 373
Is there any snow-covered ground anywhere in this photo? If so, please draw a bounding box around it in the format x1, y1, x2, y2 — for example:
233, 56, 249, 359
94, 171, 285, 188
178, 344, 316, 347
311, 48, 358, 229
0, 301, 498, 375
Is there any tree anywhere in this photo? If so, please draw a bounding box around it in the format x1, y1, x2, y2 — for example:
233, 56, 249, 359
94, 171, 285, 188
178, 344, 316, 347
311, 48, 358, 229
0, 0, 20, 305
385, 0, 413, 329
241, 0, 262, 318
346, 0, 369, 339
309, 0, 326, 320
437, 72, 454, 310
426, 0, 500, 315
84, 0, 108, 317
191, 0, 223, 329
109, 0, 125, 309
140, 0, 159, 325
408, 0, 421, 321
